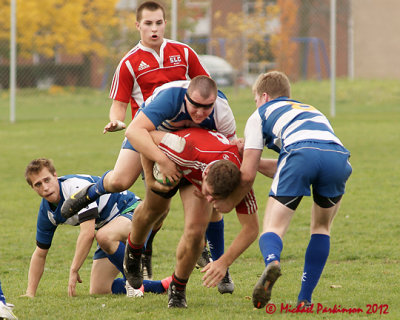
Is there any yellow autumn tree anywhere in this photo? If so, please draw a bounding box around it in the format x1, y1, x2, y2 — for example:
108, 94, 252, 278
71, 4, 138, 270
0, 0, 120, 58
269, 0, 299, 77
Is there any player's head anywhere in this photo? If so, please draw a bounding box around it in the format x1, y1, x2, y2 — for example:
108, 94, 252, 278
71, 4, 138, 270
25, 158, 60, 204
185, 76, 217, 124
252, 71, 291, 108
136, 1, 166, 50
201, 160, 240, 203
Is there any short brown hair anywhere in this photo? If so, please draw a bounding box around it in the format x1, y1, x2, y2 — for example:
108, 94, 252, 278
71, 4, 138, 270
206, 160, 240, 199
187, 75, 217, 100
252, 71, 291, 99
136, 1, 166, 22
25, 158, 56, 186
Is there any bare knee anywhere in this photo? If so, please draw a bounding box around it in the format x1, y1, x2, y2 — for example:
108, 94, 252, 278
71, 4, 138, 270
95, 231, 112, 253
105, 171, 132, 192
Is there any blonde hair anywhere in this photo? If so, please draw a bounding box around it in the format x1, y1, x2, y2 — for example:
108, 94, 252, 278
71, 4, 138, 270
252, 71, 291, 99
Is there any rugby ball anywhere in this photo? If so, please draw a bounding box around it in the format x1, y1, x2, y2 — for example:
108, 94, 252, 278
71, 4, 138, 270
153, 162, 176, 186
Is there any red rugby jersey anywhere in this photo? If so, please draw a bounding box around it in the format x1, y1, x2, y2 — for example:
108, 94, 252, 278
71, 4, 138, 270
158, 128, 258, 214
110, 39, 209, 118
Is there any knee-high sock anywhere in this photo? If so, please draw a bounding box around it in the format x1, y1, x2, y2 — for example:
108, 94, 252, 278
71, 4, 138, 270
111, 276, 172, 295
206, 218, 224, 261
111, 278, 126, 294
106, 241, 125, 278
259, 232, 283, 266
297, 234, 330, 303
87, 171, 110, 200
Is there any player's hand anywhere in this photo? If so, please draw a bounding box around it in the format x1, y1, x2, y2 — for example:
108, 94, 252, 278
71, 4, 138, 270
230, 138, 244, 157
68, 270, 82, 297
157, 158, 182, 185
150, 179, 177, 193
201, 260, 228, 288
103, 120, 126, 134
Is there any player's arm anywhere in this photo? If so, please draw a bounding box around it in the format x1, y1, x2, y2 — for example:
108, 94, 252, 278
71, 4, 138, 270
125, 113, 181, 183
140, 154, 174, 193
213, 148, 262, 213
68, 219, 96, 297
187, 46, 210, 78
22, 246, 49, 297
103, 100, 128, 134
258, 158, 278, 178
201, 211, 259, 287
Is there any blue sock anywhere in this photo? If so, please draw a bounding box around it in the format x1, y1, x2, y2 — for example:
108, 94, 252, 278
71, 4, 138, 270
106, 241, 125, 278
259, 232, 283, 266
298, 234, 330, 303
88, 171, 110, 200
206, 218, 224, 260
143, 280, 165, 294
111, 278, 126, 294
0, 280, 6, 304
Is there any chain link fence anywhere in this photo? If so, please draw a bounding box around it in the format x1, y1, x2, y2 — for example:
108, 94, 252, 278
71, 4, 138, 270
1, 0, 350, 93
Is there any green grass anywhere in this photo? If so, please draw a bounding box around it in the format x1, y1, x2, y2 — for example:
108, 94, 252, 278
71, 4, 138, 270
0, 79, 399, 319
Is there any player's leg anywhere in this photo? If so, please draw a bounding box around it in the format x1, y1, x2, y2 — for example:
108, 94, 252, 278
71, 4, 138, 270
96, 215, 132, 276
142, 210, 168, 280
90, 257, 120, 295
61, 146, 142, 217
297, 199, 341, 307
297, 145, 352, 307
168, 185, 213, 308
205, 209, 234, 294
124, 188, 171, 289
253, 196, 297, 308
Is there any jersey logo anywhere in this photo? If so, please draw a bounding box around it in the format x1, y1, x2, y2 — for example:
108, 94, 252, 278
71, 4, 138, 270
138, 60, 150, 71
169, 55, 181, 64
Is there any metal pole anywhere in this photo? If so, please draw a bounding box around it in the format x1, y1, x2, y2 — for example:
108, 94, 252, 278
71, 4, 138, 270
348, 0, 354, 80
171, 0, 177, 40
10, 0, 16, 123
330, 0, 336, 117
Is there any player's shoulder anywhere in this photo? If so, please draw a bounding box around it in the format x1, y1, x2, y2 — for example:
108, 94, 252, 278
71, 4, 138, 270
164, 38, 192, 49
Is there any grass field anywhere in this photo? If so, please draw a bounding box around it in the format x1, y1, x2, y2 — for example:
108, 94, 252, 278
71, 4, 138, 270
0, 79, 399, 319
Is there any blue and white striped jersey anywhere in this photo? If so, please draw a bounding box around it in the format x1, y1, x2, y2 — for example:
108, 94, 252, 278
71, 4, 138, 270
244, 97, 344, 153
35, 174, 140, 248
139, 80, 237, 141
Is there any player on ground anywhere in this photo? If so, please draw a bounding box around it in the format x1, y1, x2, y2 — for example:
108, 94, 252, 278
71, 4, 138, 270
0, 281, 17, 320
64, 1, 211, 278
23, 158, 170, 298
212, 71, 352, 309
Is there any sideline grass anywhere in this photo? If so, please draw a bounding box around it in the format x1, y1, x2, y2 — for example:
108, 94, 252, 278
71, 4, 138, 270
0, 79, 399, 319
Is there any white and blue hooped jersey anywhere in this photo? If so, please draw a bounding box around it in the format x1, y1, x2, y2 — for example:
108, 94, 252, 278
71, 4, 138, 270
140, 80, 237, 141
35, 174, 140, 249
244, 97, 344, 153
